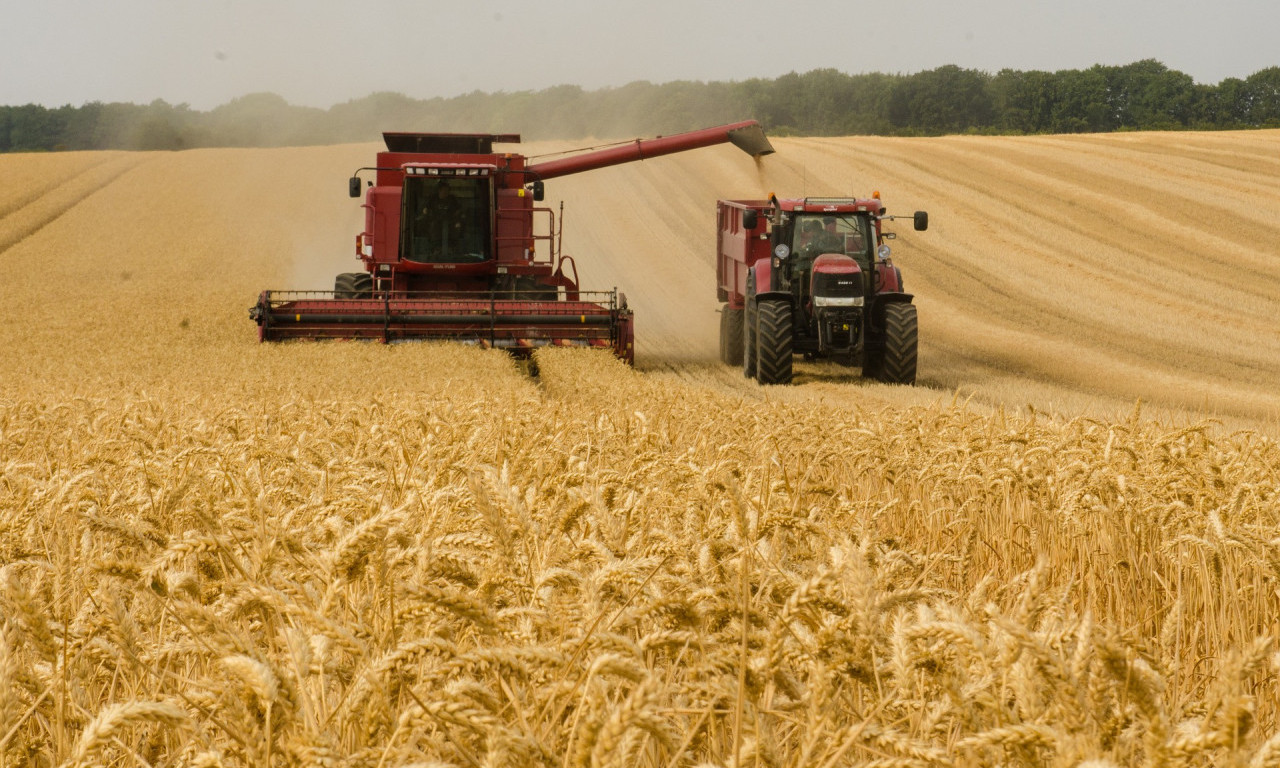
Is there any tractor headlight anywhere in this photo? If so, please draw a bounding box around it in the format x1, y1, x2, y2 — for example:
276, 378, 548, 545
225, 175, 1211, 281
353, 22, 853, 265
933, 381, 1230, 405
812, 295, 864, 308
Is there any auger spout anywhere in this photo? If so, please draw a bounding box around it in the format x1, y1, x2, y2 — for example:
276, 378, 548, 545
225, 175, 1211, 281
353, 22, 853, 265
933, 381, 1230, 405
526, 120, 774, 181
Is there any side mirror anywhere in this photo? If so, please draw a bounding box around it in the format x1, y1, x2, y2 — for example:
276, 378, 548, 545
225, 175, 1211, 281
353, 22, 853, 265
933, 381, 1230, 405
742, 209, 758, 230
349, 177, 362, 198
914, 211, 929, 231
531, 180, 545, 202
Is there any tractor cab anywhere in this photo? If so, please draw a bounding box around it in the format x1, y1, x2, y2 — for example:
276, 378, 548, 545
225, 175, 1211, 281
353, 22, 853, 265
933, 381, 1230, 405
769, 205, 877, 304
400, 166, 494, 264
789, 213, 870, 264
785, 212, 872, 283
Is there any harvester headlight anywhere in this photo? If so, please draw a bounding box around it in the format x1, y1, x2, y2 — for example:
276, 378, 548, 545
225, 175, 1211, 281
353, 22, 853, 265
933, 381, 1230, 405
813, 295, 864, 308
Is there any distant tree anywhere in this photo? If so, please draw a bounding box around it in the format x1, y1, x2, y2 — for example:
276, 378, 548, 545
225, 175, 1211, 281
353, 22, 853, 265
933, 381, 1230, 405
6, 104, 61, 151
1049, 67, 1111, 132
1191, 79, 1239, 128
750, 71, 806, 134
7, 60, 1280, 153
1244, 67, 1280, 125
888, 65, 994, 134
991, 69, 1059, 133
207, 92, 322, 147
1098, 59, 1195, 130
58, 101, 102, 149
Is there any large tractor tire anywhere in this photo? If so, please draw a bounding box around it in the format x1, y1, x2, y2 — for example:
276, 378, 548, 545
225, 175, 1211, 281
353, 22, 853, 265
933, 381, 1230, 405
876, 302, 918, 385
334, 272, 372, 299
755, 300, 794, 385
720, 305, 744, 366
743, 302, 757, 378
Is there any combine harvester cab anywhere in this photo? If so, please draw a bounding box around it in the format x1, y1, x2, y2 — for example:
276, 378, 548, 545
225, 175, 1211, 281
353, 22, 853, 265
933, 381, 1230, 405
716, 194, 929, 385
250, 122, 774, 363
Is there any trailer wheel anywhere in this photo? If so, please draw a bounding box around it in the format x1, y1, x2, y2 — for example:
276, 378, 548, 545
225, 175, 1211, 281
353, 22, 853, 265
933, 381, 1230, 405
755, 300, 793, 385
720, 305, 744, 366
876, 303, 918, 385
743, 302, 757, 378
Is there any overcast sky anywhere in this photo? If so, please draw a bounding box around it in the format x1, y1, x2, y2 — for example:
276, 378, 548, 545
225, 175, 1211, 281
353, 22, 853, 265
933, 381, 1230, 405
5, 0, 1276, 110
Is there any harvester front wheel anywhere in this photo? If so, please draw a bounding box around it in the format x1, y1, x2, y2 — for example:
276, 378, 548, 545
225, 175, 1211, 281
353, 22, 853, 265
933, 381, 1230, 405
755, 300, 794, 385
720, 305, 744, 366
876, 303, 918, 385
334, 272, 372, 299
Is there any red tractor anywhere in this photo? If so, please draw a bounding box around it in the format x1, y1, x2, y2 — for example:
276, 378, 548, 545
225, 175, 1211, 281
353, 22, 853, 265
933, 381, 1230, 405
250, 122, 774, 362
716, 194, 929, 384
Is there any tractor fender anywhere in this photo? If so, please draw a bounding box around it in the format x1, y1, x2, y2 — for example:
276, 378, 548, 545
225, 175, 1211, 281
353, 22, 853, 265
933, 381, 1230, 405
870, 291, 914, 325
748, 258, 791, 304
874, 263, 904, 293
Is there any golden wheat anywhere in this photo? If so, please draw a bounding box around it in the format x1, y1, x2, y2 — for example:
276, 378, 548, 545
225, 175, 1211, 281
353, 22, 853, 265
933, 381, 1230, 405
3, 132, 1280, 766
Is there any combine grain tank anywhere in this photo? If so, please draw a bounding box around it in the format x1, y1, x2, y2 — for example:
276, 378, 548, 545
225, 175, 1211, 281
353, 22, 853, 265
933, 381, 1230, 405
250, 122, 774, 363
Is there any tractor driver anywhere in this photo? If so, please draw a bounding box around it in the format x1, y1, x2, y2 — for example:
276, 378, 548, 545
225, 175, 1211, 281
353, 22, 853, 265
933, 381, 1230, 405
794, 217, 846, 290
798, 218, 844, 259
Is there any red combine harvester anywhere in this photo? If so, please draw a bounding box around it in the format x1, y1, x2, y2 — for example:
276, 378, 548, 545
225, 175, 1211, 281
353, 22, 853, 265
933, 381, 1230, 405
250, 122, 774, 362
717, 194, 928, 385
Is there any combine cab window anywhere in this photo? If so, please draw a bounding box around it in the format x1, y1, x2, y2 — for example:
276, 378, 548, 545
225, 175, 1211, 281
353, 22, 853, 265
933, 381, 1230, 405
403, 176, 491, 263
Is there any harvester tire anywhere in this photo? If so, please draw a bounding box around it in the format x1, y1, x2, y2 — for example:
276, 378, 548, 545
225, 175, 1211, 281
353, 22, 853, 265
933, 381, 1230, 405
876, 303, 918, 385
743, 302, 757, 378
755, 300, 793, 385
334, 272, 365, 299
720, 305, 744, 366
352, 273, 373, 296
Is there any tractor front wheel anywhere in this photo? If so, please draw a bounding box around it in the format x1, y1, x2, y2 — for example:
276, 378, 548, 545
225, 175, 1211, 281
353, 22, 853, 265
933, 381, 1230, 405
334, 272, 372, 299
755, 300, 794, 385
876, 303, 918, 385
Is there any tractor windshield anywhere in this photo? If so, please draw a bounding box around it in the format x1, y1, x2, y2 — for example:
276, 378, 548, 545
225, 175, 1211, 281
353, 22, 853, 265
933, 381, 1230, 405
402, 175, 491, 263
792, 214, 869, 262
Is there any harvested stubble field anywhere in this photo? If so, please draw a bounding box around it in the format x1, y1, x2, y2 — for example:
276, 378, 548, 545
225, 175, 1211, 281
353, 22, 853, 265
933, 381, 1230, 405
2, 131, 1280, 767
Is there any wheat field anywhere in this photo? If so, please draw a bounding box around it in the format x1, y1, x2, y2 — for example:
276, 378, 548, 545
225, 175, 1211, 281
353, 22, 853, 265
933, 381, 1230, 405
2, 131, 1280, 767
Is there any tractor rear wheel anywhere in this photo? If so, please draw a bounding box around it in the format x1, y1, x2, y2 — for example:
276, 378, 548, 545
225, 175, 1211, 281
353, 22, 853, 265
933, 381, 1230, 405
876, 303, 918, 385
755, 300, 793, 385
743, 302, 757, 378
720, 305, 744, 366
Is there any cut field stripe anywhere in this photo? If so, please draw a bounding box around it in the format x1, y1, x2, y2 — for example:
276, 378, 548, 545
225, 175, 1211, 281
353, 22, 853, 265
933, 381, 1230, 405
0, 155, 146, 256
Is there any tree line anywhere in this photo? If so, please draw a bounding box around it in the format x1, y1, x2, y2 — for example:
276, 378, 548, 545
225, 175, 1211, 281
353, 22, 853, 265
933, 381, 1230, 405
3, 59, 1279, 153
